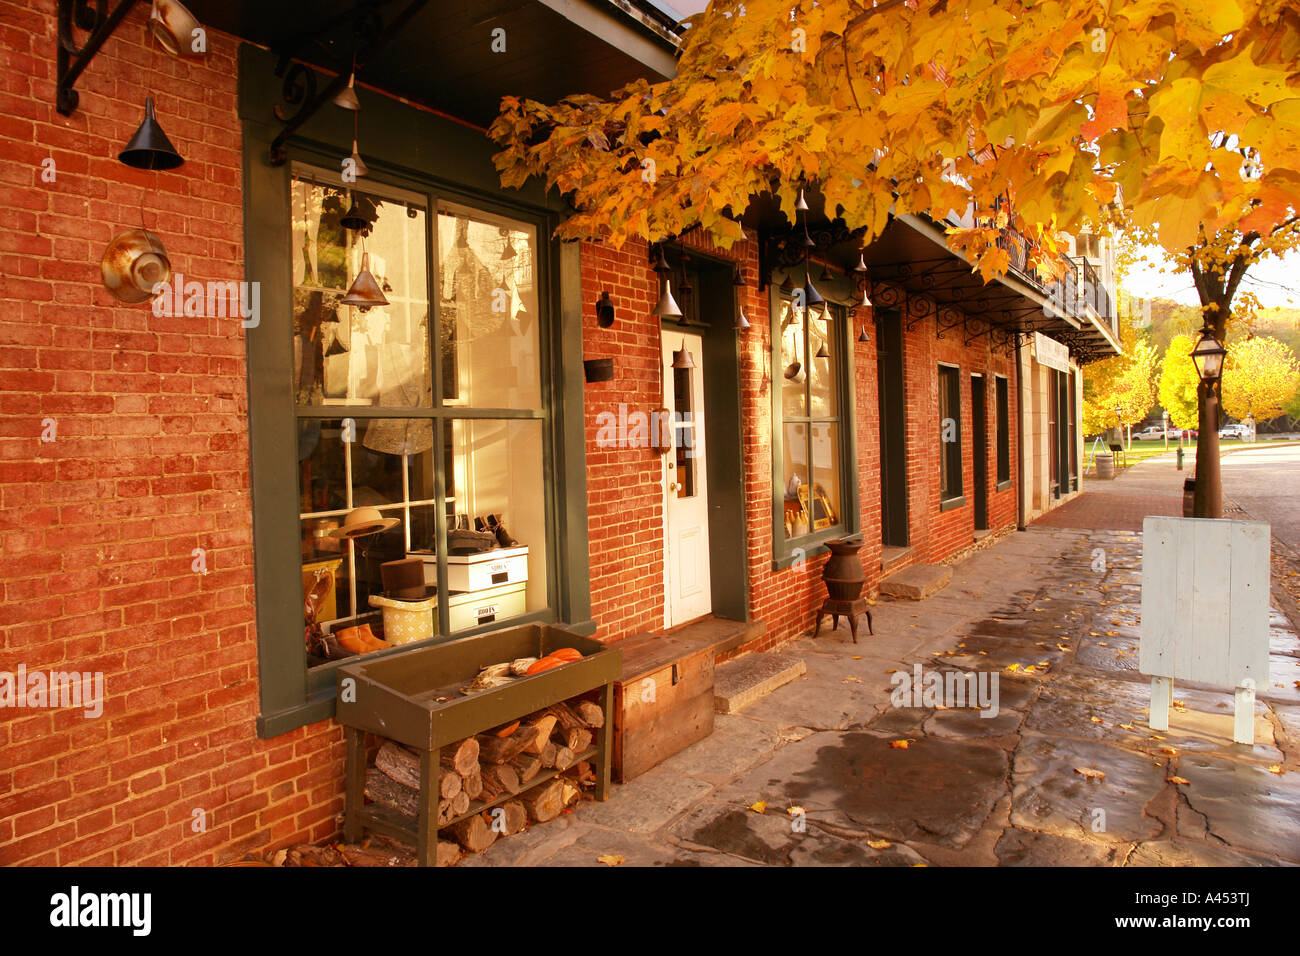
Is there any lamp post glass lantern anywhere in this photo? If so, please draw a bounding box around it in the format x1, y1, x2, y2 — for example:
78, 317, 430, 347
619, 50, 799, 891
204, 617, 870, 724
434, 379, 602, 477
1191, 327, 1227, 384
1190, 326, 1227, 520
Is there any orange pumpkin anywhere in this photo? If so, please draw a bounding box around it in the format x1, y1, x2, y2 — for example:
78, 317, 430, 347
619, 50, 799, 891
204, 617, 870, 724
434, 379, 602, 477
526, 657, 565, 675
547, 648, 583, 662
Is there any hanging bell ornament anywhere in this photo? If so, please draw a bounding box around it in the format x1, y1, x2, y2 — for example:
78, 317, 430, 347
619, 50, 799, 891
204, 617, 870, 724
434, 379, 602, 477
348, 140, 369, 178
118, 97, 184, 170
653, 277, 682, 318
858, 325, 870, 343
733, 306, 750, 332
334, 72, 361, 110
341, 253, 388, 308
795, 188, 809, 212
671, 337, 696, 369
339, 193, 369, 232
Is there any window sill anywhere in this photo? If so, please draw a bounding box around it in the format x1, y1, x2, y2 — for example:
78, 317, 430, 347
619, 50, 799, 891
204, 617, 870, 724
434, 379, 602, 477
996, 479, 1012, 492
940, 494, 966, 512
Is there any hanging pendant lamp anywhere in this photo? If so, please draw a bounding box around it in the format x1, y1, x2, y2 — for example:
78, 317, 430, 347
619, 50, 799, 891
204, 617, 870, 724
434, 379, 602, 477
342, 252, 388, 308
858, 324, 870, 343
671, 337, 695, 369
816, 342, 830, 359
803, 275, 824, 307
118, 97, 184, 170
654, 277, 682, 318
733, 307, 750, 332
795, 188, 809, 212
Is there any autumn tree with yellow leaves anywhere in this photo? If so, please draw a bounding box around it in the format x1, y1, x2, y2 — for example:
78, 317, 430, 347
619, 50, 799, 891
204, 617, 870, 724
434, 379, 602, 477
492, 0, 1300, 513
1221, 336, 1300, 423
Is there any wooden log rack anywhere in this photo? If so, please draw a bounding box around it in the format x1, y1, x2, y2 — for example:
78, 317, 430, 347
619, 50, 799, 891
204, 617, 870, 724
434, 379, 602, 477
336, 623, 622, 866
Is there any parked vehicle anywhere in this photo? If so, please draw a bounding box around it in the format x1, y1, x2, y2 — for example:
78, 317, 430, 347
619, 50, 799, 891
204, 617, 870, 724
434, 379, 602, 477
1136, 426, 1167, 440
1219, 423, 1248, 439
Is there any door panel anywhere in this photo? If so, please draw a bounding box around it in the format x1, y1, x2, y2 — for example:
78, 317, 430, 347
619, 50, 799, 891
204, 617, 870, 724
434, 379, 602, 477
663, 332, 712, 625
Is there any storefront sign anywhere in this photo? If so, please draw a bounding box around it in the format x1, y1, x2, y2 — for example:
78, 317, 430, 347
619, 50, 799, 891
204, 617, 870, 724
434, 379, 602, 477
1034, 332, 1071, 373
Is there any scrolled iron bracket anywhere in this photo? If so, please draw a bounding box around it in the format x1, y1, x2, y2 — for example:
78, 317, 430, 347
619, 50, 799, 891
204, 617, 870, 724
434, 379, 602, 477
57, 0, 143, 116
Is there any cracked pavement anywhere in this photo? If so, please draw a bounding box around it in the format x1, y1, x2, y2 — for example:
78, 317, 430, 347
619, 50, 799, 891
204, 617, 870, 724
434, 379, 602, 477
458, 525, 1300, 868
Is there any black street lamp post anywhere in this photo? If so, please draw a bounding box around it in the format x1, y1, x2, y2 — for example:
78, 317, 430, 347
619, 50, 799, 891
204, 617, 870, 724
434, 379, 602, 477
1190, 327, 1227, 518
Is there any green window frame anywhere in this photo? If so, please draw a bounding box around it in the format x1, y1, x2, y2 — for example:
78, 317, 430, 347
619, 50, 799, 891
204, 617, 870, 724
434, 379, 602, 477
238, 47, 591, 737
939, 363, 964, 506
769, 286, 859, 569
995, 374, 1011, 488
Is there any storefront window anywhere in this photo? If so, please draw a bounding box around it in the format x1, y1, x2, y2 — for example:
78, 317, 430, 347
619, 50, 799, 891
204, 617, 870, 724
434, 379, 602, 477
777, 296, 845, 544
292, 168, 549, 667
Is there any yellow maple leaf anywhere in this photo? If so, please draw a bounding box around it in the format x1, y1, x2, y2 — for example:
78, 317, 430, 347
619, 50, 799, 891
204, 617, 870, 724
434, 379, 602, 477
749, 800, 767, 814
787, 805, 805, 816
843, 676, 862, 684
890, 740, 910, 750
1267, 766, 1284, 775
1167, 776, 1190, 786
1006, 663, 1021, 673
867, 839, 892, 850
597, 854, 626, 866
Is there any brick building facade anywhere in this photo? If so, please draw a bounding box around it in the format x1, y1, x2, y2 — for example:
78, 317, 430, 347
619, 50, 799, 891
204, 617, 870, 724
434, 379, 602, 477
0, 0, 1114, 865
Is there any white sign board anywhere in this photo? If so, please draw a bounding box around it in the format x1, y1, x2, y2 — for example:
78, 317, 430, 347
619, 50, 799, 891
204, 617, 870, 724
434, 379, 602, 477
1034, 332, 1070, 373
1139, 516, 1271, 743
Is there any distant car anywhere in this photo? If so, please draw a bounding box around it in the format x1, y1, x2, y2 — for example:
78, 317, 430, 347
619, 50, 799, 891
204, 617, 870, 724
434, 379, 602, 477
1219, 423, 1248, 440
1136, 426, 1167, 440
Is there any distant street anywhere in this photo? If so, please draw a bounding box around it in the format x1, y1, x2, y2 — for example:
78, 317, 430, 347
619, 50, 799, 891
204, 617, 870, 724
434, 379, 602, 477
1221, 445, 1300, 552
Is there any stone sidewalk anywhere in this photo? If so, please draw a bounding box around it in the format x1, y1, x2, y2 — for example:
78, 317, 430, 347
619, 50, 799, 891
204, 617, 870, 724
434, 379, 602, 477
456, 527, 1300, 867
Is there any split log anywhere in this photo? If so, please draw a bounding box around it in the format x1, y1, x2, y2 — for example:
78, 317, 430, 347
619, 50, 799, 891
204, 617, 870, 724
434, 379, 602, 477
461, 769, 483, 801
559, 778, 581, 808
575, 701, 605, 729
498, 799, 528, 836
574, 761, 596, 787
552, 745, 576, 772
449, 812, 498, 853
440, 737, 480, 777
436, 841, 462, 868
562, 727, 593, 754
482, 763, 521, 796
519, 714, 557, 754
436, 790, 471, 827
520, 780, 566, 823
548, 701, 587, 732
439, 769, 462, 800
365, 768, 419, 818
375, 741, 421, 789
478, 727, 534, 765
509, 753, 542, 783
539, 741, 558, 768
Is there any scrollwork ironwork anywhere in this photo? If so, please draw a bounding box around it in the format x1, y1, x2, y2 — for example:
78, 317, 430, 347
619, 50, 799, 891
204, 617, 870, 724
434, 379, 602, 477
57, 0, 141, 116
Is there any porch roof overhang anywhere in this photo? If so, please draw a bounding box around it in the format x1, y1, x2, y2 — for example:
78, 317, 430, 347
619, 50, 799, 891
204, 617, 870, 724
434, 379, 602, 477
744, 191, 1122, 365
191, 0, 680, 129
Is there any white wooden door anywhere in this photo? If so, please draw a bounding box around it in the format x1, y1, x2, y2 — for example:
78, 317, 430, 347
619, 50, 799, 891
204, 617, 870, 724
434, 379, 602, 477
662, 332, 712, 626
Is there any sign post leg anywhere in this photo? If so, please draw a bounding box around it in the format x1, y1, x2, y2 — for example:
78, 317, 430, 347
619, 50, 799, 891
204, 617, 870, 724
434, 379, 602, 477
1233, 681, 1255, 745
1150, 676, 1172, 731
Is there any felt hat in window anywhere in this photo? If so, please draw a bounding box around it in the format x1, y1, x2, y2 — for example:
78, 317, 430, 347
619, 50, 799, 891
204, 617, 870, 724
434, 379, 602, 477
330, 506, 400, 539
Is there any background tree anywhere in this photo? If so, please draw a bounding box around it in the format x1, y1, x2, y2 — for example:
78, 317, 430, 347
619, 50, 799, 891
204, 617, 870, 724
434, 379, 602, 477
492, 0, 1300, 513
1082, 314, 1157, 437
1158, 334, 1201, 430
1221, 336, 1300, 422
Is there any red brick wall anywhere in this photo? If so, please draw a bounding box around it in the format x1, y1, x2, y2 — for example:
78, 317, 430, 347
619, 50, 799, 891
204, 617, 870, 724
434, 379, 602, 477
0, 4, 345, 866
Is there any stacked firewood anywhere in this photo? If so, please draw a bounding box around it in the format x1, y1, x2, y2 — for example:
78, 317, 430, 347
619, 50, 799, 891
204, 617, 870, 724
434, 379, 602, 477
363, 698, 605, 866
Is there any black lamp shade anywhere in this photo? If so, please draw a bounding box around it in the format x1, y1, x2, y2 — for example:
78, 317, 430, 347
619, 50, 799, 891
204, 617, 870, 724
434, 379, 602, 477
1191, 328, 1226, 382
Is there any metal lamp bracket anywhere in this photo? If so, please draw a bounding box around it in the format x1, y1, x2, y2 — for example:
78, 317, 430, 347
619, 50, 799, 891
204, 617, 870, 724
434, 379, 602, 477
57, 0, 143, 116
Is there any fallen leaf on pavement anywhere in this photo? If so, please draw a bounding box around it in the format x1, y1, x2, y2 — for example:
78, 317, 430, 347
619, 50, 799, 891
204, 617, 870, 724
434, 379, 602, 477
867, 839, 892, 850
1166, 776, 1190, 785
1005, 663, 1020, 673
1090, 717, 1103, 724
597, 854, 625, 866
843, 676, 862, 684
890, 740, 910, 749
1074, 767, 1106, 781
1119, 723, 1135, 730
787, 805, 805, 816
1268, 766, 1284, 775
749, 800, 767, 814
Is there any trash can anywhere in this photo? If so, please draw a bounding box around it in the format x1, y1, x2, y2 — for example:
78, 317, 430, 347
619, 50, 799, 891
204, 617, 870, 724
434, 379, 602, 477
1096, 452, 1114, 480
1183, 477, 1196, 517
